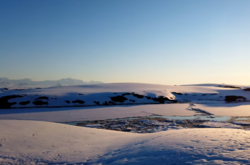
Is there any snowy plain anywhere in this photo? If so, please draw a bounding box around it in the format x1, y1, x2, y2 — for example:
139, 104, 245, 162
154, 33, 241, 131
1, 120, 250, 164
0, 104, 196, 122
1, 83, 250, 164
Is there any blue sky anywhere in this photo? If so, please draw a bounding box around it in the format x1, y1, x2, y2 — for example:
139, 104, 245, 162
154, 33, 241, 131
1, 0, 250, 85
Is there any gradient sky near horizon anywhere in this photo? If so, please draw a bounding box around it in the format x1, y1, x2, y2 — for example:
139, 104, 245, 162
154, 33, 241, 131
1, 0, 250, 85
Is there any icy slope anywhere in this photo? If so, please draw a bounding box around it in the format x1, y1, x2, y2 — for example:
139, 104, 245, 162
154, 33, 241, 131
1, 83, 250, 108
1, 120, 250, 164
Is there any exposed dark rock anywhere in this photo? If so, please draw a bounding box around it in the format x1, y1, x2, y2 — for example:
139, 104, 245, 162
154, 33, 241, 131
146, 96, 151, 99
110, 96, 128, 102
132, 93, 144, 98
244, 88, 250, 91
0, 95, 23, 108
103, 101, 108, 105
19, 101, 30, 105
36, 96, 49, 100
33, 100, 48, 105
122, 93, 131, 96
218, 85, 241, 89
72, 100, 84, 104
94, 101, 100, 105
109, 101, 116, 105
152, 96, 171, 103
76, 122, 85, 126
78, 93, 84, 95
225, 96, 246, 102
65, 100, 70, 103
4, 88, 8, 90
129, 99, 136, 102
192, 108, 213, 115
172, 92, 183, 95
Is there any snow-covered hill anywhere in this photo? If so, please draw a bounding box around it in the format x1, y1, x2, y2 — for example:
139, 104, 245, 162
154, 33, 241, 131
0, 83, 250, 109
1, 120, 250, 164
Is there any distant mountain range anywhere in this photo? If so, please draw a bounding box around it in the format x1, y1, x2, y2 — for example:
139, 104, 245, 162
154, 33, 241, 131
0, 78, 103, 88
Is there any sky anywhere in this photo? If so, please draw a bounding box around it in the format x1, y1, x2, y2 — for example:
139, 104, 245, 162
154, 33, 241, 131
0, 0, 250, 85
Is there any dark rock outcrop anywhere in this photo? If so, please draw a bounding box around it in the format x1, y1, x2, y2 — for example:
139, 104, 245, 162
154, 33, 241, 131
19, 101, 30, 105
218, 85, 241, 89
122, 93, 131, 96
72, 100, 84, 104
94, 101, 100, 105
65, 100, 70, 103
225, 96, 246, 102
109, 101, 116, 105
132, 93, 144, 98
244, 88, 250, 91
36, 96, 49, 100
103, 101, 108, 105
172, 92, 183, 95
152, 96, 171, 103
110, 96, 128, 102
33, 100, 48, 105
0, 95, 23, 108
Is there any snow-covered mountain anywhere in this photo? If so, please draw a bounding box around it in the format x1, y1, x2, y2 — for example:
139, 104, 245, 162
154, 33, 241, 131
0, 77, 103, 88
